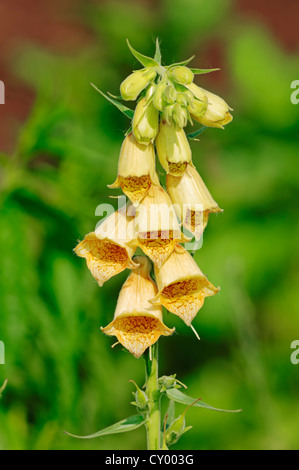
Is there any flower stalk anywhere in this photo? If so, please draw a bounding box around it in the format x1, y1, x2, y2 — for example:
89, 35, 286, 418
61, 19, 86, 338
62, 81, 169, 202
144, 343, 161, 450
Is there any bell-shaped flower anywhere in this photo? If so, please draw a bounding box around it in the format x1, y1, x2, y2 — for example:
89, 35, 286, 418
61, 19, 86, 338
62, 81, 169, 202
166, 164, 222, 240
187, 83, 233, 129
132, 85, 159, 145
150, 245, 219, 326
101, 256, 174, 358
155, 119, 192, 176
108, 132, 159, 205
74, 207, 138, 286
133, 185, 189, 267
120, 67, 156, 101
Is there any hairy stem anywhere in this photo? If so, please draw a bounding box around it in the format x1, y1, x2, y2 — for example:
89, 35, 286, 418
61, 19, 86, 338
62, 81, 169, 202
145, 343, 161, 450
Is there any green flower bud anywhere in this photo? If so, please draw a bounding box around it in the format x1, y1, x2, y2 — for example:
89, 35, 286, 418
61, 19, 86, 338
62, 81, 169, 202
188, 97, 207, 118
130, 380, 150, 414
158, 374, 177, 391
153, 81, 168, 111
184, 90, 195, 105
156, 119, 192, 175
163, 85, 177, 104
164, 105, 174, 125
133, 90, 159, 145
165, 397, 199, 446
169, 66, 194, 85
120, 68, 156, 101
172, 103, 188, 128
165, 414, 192, 446
176, 92, 190, 107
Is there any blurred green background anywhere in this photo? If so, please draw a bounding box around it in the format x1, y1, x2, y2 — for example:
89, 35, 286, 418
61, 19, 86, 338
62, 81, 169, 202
0, 0, 298, 450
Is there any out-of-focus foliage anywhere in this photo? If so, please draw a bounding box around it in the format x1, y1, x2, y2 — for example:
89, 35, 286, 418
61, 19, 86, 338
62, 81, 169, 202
0, 0, 298, 450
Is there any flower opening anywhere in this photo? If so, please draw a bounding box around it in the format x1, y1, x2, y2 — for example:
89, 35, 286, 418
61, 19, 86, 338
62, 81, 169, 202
101, 256, 174, 357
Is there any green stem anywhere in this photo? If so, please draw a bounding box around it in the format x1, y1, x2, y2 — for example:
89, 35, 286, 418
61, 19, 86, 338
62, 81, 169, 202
145, 343, 161, 450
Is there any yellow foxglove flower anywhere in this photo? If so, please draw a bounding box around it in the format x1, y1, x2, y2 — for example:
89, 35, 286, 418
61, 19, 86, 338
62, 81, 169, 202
74, 208, 138, 286
187, 83, 233, 129
150, 245, 219, 326
120, 67, 156, 101
108, 132, 159, 206
166, 164, 222, 240
155, 120, 192, 176
132, 86, 159, 145
133, 185, 189, 267
101, 256, 174, 358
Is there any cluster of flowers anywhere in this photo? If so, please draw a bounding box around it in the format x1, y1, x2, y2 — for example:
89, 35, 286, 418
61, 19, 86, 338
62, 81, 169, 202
75, 48, 233, 359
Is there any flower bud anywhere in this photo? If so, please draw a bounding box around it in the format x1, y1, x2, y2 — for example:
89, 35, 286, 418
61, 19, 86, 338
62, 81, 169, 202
158, 374, 178, 391
130, 380, 150, 413
74, 207, 138, 286
176, 92, 190, 108
150, 245, 219, 325
187, 83, 233, 128
101, 256, 174, 358
166, 164, 222, 240
163, 85, 177, 104
108, 132, 159, 205
132, 92, 159, 145
153, 81, 168, 111
165, 414, 191, 446
164, 104, 174, 125
184, 90, 195, 104
155, 120, 192, 176
172, 103, 188, 128
133, 185, 189, 267
169, 66, 194, 85
187, 97, 207, 118
120, 67, 156, 101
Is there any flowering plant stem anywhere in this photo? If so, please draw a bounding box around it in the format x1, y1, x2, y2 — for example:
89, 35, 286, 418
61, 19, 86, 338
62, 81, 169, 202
145, 343, 161, 450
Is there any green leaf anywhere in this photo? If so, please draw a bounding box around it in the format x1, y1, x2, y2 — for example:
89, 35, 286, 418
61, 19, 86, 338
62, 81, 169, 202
90, 83, 134, 119
187, 126, 208, 140
190, 68, 220, 74
154, 38, 162, 64
65, 415, 146, 439
126, 39, 159, 68
165, 400, 175, 428
166, 56, 195, 69
0, 379, 8, 398
166, 388, 242, 413
107, 92, 123, 100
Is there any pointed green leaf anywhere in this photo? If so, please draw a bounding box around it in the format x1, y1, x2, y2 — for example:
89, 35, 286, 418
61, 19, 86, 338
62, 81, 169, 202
107, 92, 123, 100
187, 126, 208, 140
154, 38, 162, 64
166, 56, 195, 69
0, 379, 8, 398
166, 388, 242, 413
126, 39, 159, 68
91, 83, 134, 119
65, 415, 146, 439
190, 68, 220, 75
